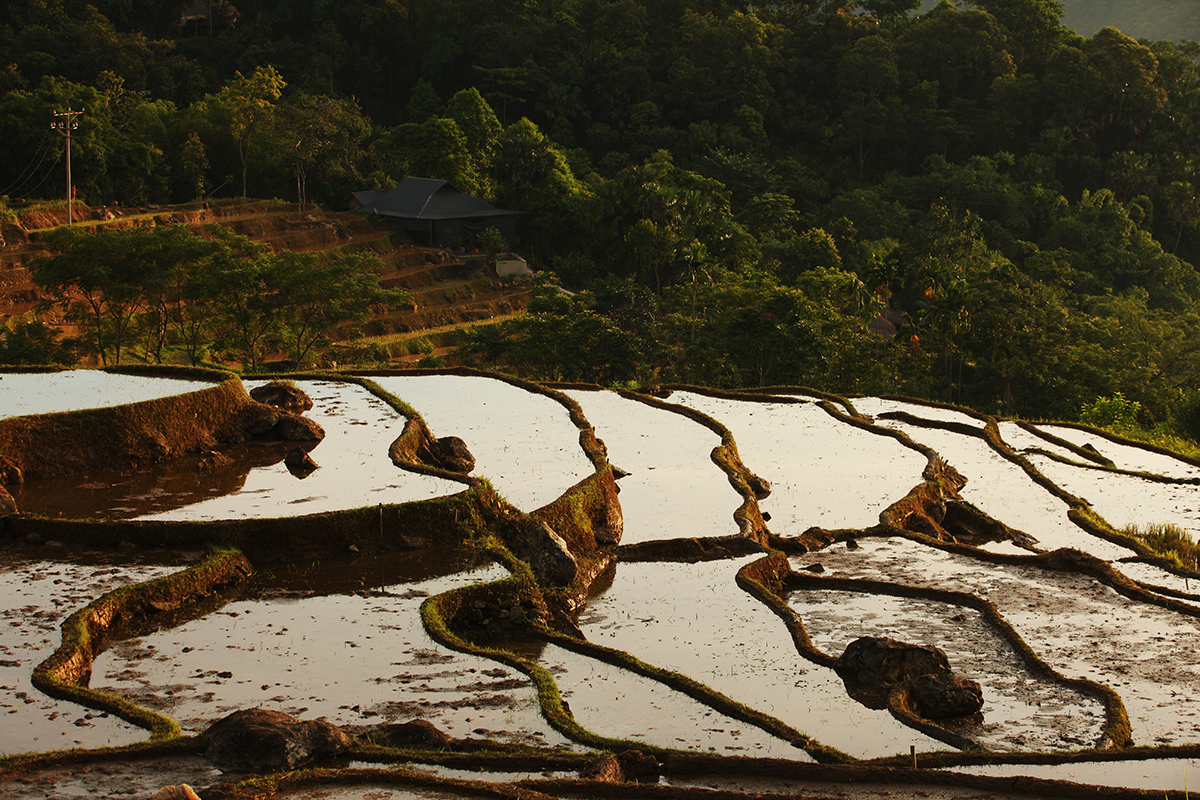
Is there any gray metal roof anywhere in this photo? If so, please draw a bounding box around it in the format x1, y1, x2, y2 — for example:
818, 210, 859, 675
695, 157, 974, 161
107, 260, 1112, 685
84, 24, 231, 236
351, 189, 388, 207
356, 177, 522, 220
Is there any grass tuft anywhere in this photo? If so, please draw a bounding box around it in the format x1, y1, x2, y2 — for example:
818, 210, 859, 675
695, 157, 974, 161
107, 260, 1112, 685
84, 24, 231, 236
1123, 522, 1200, 570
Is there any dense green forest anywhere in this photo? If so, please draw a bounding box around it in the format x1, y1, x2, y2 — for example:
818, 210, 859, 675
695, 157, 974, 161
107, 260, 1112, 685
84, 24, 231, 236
1, 0, 1199, 437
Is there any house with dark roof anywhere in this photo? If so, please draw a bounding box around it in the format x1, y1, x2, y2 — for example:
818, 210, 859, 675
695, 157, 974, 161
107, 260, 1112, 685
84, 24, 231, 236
352, 177, 523, 248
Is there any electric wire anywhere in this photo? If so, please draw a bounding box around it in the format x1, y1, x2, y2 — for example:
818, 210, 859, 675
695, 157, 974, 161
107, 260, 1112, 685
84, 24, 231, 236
0, 129, 61, 199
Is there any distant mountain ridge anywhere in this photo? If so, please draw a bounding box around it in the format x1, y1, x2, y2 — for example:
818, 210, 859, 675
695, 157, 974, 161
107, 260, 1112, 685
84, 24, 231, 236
919, 0, 1200, 41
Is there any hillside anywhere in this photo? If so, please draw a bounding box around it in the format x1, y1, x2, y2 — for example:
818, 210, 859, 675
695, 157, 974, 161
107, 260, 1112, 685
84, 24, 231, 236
0, 199, 532, 368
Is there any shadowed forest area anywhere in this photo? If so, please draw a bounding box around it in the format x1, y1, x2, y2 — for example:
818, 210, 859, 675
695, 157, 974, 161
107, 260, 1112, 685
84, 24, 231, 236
1, 0, 1200, 438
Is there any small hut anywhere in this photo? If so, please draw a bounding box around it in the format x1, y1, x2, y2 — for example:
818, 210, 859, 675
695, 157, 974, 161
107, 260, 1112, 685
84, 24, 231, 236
353, 178, 523, 249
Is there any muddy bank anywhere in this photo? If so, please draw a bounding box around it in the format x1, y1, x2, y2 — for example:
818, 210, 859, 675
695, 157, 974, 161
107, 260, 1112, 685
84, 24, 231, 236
0, 369, 243, 482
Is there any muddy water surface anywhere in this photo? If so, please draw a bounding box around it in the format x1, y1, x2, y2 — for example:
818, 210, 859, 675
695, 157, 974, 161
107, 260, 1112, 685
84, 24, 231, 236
10, 380, 465, 520
0, 371, 214, 419
0, 545, 190, 753
564, 388, 739, 543
371, 375, 595, 512
93, 553, 572, 749
577, 557, 940, 759
873, 415, 1135, 559
794, 536, 1200, 747
666, 392, 927, 534
1027, 449, 1200, 544
788, 587, 1105, 751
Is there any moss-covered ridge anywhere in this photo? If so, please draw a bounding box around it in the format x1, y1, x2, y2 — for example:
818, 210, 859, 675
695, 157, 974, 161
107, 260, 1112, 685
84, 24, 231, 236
31, 548, 253, 740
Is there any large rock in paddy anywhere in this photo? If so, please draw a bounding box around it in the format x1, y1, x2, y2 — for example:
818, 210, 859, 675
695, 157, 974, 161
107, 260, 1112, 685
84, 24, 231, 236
834, 636, 983, 720
203, 708, 352, 771
250, 382, 314, 413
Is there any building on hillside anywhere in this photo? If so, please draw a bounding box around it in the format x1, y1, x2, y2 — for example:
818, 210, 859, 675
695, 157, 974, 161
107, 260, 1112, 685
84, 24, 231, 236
352, 177, 524, 249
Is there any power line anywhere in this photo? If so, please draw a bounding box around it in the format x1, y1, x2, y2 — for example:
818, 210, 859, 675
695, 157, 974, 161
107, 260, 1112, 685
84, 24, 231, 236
0, 130, 57, 198
51, 108, 84, 225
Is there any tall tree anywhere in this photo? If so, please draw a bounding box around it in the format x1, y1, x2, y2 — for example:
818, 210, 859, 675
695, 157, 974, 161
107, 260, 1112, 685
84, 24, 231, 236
215, 65, 287, 197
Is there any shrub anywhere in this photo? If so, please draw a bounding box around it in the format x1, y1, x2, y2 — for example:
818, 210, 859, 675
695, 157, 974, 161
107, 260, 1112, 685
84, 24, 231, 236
1079, 392, 1142, 431
1122, 521, 1199, 569
1173, 391, 1200, 444
0, 320, 78, 366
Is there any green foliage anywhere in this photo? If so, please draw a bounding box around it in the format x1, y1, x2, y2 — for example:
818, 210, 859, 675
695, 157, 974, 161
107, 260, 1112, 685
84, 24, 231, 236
1079, 392, 1142, 430
478, 226, 507, 260
1173, 392, 1200, 444
4, 0, 1200, 422
29, 224, 405, 372
417, 354, 447, 368
0, 320, 78, 366
1122, 521, 1199, 569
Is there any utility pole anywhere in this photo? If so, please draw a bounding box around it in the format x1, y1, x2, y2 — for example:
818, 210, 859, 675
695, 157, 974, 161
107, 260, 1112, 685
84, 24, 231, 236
51, 108, 83, 225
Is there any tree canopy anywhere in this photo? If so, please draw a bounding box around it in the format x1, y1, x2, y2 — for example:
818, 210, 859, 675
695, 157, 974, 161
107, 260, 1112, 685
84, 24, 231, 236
3, 0, 1200, 428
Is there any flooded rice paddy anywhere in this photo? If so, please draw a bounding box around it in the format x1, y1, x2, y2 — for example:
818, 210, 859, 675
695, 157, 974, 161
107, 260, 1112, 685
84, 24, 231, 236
0, 545, 191, 753
5, 372, 1200, 796
372, 375, 595, 512
0, 370, 215, 419
12, 380, 466, 520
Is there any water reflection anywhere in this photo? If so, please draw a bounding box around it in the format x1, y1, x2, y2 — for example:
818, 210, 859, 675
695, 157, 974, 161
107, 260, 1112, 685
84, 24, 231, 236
12, 440, 295, 519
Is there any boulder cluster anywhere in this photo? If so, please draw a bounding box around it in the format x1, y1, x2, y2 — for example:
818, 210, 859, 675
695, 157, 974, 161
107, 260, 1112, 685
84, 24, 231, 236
834, 636, 984, 720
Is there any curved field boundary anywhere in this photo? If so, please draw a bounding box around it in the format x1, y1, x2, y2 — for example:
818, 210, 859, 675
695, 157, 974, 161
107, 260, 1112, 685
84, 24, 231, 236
533, 627, 842, 763
610, 387, 772, 545
419, 568, 674, 756
1020, 419, 1200, 470
866, 393, 997, 426
357, 367, 610, 473
1019, 442, 1200, 486
31, 549, 253, 740
3, 488, 499, 563
737, 553, 1132, 753
1014, 421, 1118, 468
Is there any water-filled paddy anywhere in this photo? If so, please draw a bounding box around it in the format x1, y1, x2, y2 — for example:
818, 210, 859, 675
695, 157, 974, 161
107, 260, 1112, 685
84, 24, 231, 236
949, 757, 1200, 793
93, 556, 571, 748
10, 379, 466, 520
563, 388, 739, 543
0, 371, 214, 419
0, 546, 187, 753
792, 536, 1200, 747
850, 396, 986, 428
870, 416, 1135, 560
539, 643, 801, 756
372, 375, 596, 511
8, 372, 1200, 798
665, 391, 927, 533
577, 557, 939, 759
1038, 424, 1200, 480
787, 588, 1105, 751
1026, 450, 1200, 544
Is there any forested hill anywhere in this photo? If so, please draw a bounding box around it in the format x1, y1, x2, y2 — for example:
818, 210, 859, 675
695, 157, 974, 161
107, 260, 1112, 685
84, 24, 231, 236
1, 0, 1199, 439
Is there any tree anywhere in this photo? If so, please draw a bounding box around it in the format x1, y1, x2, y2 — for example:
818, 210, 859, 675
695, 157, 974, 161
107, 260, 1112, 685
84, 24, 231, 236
272, 250, 409, 367
855, 0, 921, 22
216, 65, 286, 197
963, 0, 1065, 68
180, 130, 209, 200
836, 35, 902, 178
0, 320, 77, 366
31, 225, 170, 365
202, 226, 280, 372
278, 92, 371, 205
446, 87, 501, 164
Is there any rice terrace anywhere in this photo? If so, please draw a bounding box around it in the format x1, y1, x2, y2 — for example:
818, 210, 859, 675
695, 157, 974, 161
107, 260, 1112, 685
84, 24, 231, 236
0, 361, 1199, 799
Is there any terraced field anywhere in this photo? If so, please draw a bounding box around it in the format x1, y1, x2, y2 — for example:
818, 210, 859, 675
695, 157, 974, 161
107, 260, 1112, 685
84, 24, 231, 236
0, 200, 532, 366
2, 368, 1199, 800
